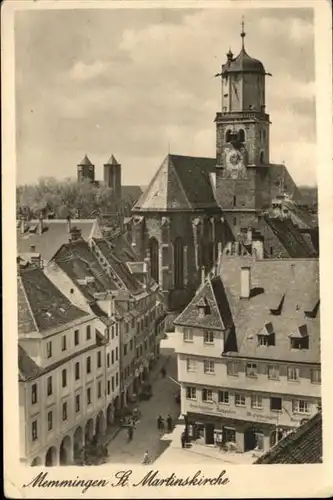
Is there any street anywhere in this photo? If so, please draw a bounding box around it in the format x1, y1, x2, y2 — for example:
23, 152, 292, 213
106, 347, 180, 464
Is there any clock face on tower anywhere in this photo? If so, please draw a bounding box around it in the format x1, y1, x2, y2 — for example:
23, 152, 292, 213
224, 148, 247, 179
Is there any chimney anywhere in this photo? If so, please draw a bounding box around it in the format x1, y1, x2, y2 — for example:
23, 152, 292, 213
107, 292, 116, 318
201, 266, 206, 285
20, 217, 25, 234
37, 215, 43, 235
66, 215, 72, 233
247, 227, 253, 244
252, 239, 264, 260
70, 226, 82, 242
240, 266, 251, 299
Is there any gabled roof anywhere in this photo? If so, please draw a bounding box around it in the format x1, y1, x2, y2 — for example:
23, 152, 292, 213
255, 412, 322, 464
133, 154, 219, 212
174, 277, 227, 330
17, 219, 103, 263
18, 267, 89, 334
218, 256, 320, 363
50, 239, 118, 301
78, 154, 94, 166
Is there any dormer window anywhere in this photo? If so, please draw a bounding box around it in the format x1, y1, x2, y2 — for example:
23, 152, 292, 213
196, 297, 210, 318
257, 322, 275, 346
269, 294, 285, 316
289, 325, 309, 350
304, 299, 320, 319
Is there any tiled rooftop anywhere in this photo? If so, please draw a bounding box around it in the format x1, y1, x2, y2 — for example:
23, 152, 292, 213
255, 412, 322, 464
92, 238, 143, 294
17, 267, 89, 334
175, 256, 320, 364
51, 239, 118, 300
133, 154, 219, 212
17, 219, 103, 263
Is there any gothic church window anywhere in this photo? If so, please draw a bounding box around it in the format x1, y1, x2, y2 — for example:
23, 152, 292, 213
149, 237, 159, 284
174, 237, 184, 289
238, 129, 245, 142
260, 151, 265, 164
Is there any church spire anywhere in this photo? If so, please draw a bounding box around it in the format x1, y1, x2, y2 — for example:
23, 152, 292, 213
240, 16, 246, 50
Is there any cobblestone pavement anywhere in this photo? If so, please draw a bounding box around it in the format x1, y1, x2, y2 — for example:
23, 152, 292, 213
106, 351, 180, 464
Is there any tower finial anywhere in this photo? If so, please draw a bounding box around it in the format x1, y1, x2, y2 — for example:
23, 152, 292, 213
241, 16, 246, 49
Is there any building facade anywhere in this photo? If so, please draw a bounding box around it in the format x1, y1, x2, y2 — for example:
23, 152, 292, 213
174, 255, 320, 453
18, 265, 120, 466
129, 25, 318, 312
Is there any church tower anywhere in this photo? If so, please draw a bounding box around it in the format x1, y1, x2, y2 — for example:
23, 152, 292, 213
215, 21, 272, 233
103, 154, 122, 206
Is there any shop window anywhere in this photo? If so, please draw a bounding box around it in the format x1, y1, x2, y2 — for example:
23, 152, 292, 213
223, 427, 236, 443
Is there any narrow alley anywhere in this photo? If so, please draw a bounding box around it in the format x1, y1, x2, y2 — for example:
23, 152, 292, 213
106, 349, 180, 464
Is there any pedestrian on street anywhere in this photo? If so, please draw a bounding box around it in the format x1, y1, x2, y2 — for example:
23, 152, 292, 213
167, 414, 173, 432
142, 450, 150, 464
160, 417, 165, 433
181, 431, 186, 449
161, 366, 166, 378
157, 415, 163, 430
127, 426, 133, 442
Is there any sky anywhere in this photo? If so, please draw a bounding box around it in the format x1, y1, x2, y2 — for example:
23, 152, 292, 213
15, 7, 316, 187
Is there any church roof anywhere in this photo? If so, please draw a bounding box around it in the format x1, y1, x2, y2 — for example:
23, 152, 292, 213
104, 154, 120, 166
133, 154, 219, 212
223, 47, 265, 75
78, 154, 94, 166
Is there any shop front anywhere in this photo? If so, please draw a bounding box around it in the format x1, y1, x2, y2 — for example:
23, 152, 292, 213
185, 412, 287, 453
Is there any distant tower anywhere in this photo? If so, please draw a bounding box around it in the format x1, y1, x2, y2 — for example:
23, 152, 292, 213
103, 155, 122, 205
77, 154, 95, 183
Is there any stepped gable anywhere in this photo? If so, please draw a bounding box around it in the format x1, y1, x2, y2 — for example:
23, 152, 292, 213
133, 154, 218, 212
18, 267, 88, 334
255, 412, 322, 464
